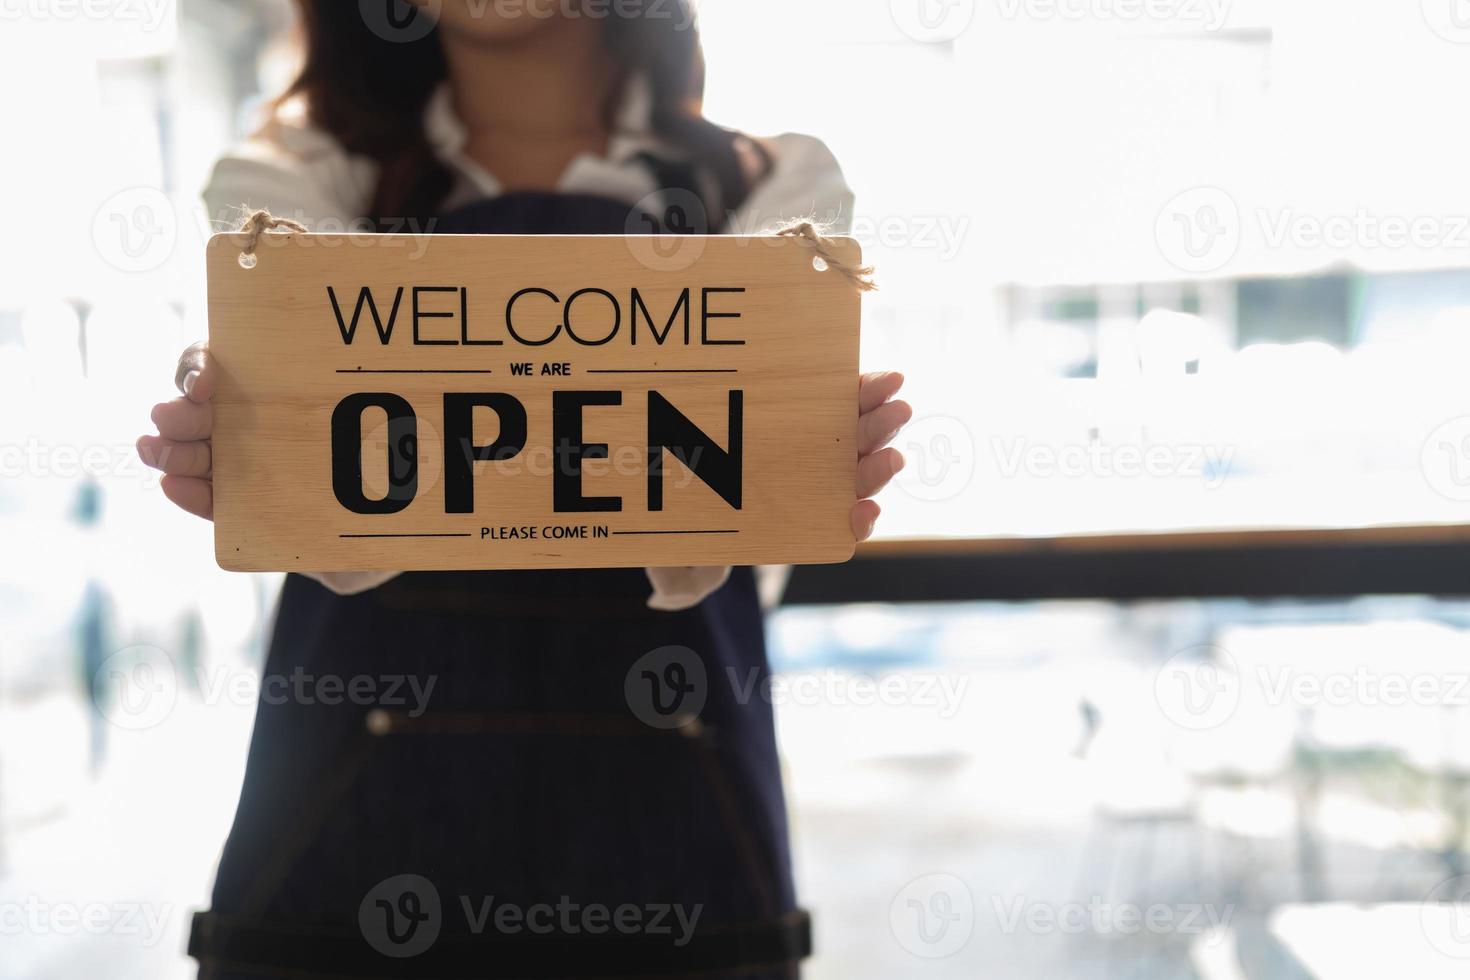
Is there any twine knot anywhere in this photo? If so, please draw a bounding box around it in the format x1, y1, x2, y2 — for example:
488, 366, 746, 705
774, 221, 877, 293
238, 208, 308, 256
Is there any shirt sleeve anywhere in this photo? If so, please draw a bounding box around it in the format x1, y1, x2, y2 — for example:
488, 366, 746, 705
200, 108, 376, 233
734, 133, 857, 235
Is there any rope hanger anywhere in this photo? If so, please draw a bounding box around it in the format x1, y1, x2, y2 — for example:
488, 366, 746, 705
232, 209, 877, 292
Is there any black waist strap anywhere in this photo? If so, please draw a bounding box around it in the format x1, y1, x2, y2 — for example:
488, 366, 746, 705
189, 908, 811, 979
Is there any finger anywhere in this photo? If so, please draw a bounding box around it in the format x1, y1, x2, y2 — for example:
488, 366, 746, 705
857, 447, 905, 499
850, 499, 880, 542
857, 398, 912, 454
160, 475, 214, 521
137, 435, 212, 477
150, 396, 213, 442
175, 341, 217, 404
858, 371, 904, 414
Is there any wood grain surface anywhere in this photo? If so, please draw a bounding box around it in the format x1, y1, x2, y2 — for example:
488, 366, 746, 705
207, 232, 863, 572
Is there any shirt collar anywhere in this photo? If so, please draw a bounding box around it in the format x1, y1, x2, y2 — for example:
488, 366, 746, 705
423, 74, 672, 201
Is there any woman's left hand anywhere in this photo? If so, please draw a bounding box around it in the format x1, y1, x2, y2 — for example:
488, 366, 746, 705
853, 371, 911, 541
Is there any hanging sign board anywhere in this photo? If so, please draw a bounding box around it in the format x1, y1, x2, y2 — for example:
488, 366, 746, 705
205, 233, 863, 571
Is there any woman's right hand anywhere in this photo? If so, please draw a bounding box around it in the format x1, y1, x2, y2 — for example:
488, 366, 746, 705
137, 341, 216, 521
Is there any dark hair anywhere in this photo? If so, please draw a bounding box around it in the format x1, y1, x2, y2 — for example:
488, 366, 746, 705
282, 0, 762, 225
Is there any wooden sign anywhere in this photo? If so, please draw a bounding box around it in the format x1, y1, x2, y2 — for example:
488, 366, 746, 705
206, 233, 862, 571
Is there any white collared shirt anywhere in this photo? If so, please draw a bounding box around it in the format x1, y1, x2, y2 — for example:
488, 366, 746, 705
202, 83, 853, 610
206, 80, 853, 239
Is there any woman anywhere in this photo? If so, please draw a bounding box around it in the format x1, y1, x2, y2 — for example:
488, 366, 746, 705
137, 2, 911, 977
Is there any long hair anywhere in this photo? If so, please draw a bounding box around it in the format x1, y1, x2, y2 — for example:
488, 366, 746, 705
281, 0, 761, 225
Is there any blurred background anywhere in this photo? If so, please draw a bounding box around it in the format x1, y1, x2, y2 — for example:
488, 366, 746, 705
5, 0, 1470, 976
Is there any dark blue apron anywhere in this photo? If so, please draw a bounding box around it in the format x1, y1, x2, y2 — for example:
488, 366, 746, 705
190, 177, 809, 979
